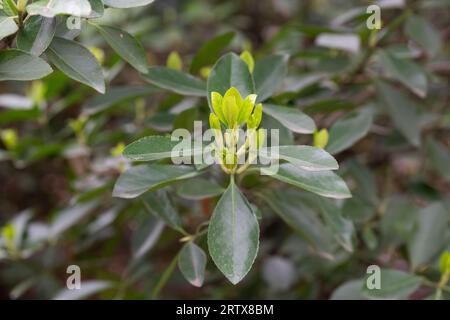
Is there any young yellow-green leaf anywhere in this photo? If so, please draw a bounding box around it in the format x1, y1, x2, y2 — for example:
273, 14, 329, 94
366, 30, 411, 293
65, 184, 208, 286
177, 178, 224, 200
178, 242, 207, 287
207, 53, 255, 113
263, 104, 315, 134
253, 54, 288, 102
0, 49, 53, 81
112, 164, 200, 199
262, 163, 351, 199
404, 14, 441, 57
261, 145, 338, 171
46, 37, 105, 93
314, 129, 329, 149
3, 0, 18, 16
208, 179, 259, 284
123, 135, 203, 162
326, 108, 373, 155
240, 50, 254, 73
362, 269, 422, 300
439, 252, 450, 275
102, 0, 154, 8
190, 31, 235, 74
166, 51, 183, 71
375, 80, 422, 147
27, 0, 92, 18
141, 67, 206, 96
0, 15, 18, 40
95, 24, 148, 74
17, 16, 56, 55
378, 50, 427, 98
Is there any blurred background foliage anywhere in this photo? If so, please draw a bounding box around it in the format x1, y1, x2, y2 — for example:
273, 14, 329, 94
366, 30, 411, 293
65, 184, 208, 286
0, 0, 450, 299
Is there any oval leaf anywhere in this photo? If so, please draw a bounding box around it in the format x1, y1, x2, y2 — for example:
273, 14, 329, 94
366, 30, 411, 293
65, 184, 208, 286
262, 163, 351, 199
17, 16, 56, 56
102, 0, 154, 8
263, 104, 316, 134
208, 180, 259, 284
0, 49, 53, 81
178, 242, 207, 287
141, 67, 206, 96
27, 0, 92, 18
0, 15, 18, 41
254, 54, 288, 102
46, 37, 105, 93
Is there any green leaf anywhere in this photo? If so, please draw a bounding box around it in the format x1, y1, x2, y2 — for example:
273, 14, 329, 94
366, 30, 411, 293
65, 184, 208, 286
49, 201, 97, 238
123, 135, 203, 162
0, 49, 52, 81
408, 202, 449, 269
82, 86, 158, 116
375, 80, 422, 147
207, 179, 259, 284
253, 54, 288, 102
190, 31, 235, 74
404, 14, 441, 57
262, 163, 351, 199
177, 178, 224, 200
95, 24, 148, 74
0, 15, 18, 40
426, 138, 450, 180
46, 37, 105, 93
53, 281, 112, 300
141, 67, 206, 96
262, 145, 338, 171
87, 0, 103, 18
331, 280, 366, 300
378, 50, 427, 98
263, 189, 334, 258
263, 104, 316, 134
178, 242, 207, 287
362, 269, 422, 300
112, 164, 200, 199
17, 16, 56, 56
27, 0, 92, 18
132, 217, 164, 260
143, 190, 184, 233
207, 53, 255, 111
315, 33, 360, 53
326, 108, 373, 155
2, 0, 18, 16
312, 196, 354, 252
102, 0, 154, 8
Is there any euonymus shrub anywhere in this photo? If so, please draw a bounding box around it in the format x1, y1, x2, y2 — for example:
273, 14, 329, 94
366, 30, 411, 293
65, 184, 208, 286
0, 0, 151, 91
113, 51, 351, 285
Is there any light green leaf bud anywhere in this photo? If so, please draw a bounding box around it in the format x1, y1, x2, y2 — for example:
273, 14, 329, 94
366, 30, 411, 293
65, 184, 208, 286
248, 103, 262, 129
223, 96, 239, 128
237, 94, 257, 125
314, 128, 329, 149
223, 87, 243, 109
440, 251, 450, 275
257, 129, 265, 150
211, 92, 226, 124
240, 50, 255, 73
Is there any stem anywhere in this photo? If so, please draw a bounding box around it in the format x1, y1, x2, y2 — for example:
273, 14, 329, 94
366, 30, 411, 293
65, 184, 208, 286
151, 253, 179, 299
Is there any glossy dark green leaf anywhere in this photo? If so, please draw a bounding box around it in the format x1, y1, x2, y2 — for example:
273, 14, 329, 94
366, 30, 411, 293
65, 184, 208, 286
407, 202, 449, 268
123, 135, 203, 162
375, 80, 422, 147
405, 14, 441, 57
112, 164, 200, 199
378, 50, 427, 98
326, 108, 373, 155
82, 86, 158, 116
207, 53, 255, 110
177, 178, 224, 200
102, 0, 154, 8
207, 179, 259, 284
95, 24, 148, 73
262, 163, 351, 199
0, 49, 52, 81
27, 0, 92, 18
254, 54, 288, 102
141, 67, 206, 96
178, 242, 207, 287
0, 14, 18, 40
46, 37, 105, 93
190, 31, 235, 74
263, 104, 315, 134
143, 190, 184, 233
262, 145, 338, 171
17, 16, 56, 56
362, 269, 422, 300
